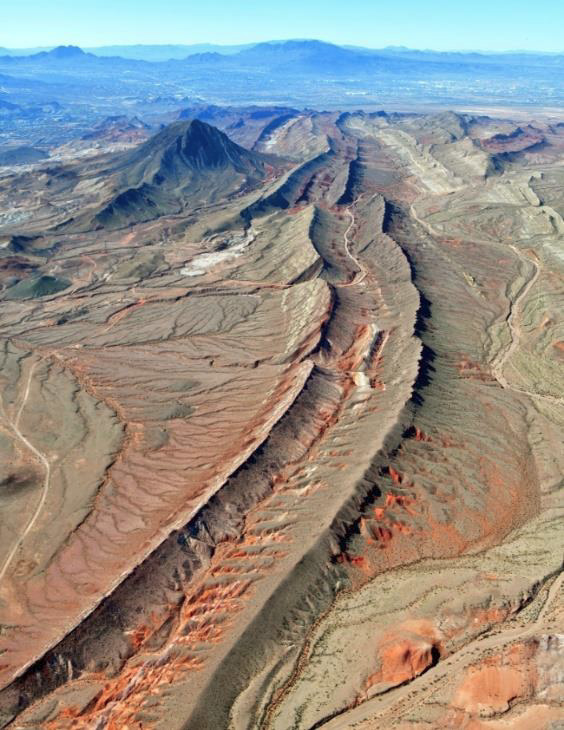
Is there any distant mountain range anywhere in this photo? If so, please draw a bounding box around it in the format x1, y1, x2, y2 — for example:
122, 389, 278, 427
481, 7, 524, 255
0, 44, 253, 61
1, 41, 562, 83
85, 44, 255, 60
0, 39, 562, 137
1, 40, 562, 65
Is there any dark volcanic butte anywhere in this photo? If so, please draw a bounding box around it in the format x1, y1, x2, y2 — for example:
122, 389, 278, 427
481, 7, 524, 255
0, 109, 561, 730
88, 119, 275, 228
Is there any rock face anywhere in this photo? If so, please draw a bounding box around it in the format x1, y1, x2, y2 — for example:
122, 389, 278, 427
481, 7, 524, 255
0, 110, 561, 730
362, 620, 441, 696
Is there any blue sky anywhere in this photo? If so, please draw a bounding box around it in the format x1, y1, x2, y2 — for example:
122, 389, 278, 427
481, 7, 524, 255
3, 0, 564, 52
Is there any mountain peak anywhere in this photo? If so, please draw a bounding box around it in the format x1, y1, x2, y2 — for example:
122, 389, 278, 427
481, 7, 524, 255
126, 118, 264, 175
237, 39, 364, 70
48, 45, 86, 59
252, 39, 339, 50
93, 119, 273, 228
243, 39, 343, 55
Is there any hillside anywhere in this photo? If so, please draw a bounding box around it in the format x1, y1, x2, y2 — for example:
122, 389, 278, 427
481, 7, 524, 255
94, 119, 274, 227
0, 107, 561, 730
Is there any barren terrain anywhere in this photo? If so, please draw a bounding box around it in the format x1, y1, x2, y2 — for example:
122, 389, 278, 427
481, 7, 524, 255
0, 109, 562, 729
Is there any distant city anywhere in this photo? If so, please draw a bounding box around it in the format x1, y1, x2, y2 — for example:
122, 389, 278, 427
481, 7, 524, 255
1, 40, 563, 151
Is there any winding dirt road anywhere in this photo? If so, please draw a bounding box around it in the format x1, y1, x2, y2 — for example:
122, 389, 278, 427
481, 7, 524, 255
261, 199, 383, 730
410, 201, 562, 406
307, 197, 564, 729
0, 361, 51, 584
491, 244, 540, 387
338, 205, 367, 288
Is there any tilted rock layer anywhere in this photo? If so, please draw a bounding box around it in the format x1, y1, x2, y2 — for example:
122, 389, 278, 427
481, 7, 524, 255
0, 110, 562, 729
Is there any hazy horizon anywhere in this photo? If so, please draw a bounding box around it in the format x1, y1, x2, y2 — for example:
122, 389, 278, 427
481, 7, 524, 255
3, 0, 564, 54
2, 39, 564, 56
